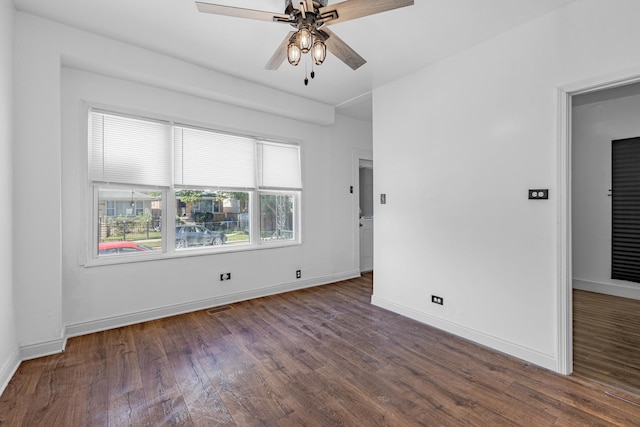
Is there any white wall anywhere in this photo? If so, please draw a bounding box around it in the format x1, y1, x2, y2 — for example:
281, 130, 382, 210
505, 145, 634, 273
372, 0, 640, 372
573, 86, 640, 299
0, 0, 19, 394
14, 12, 371, 357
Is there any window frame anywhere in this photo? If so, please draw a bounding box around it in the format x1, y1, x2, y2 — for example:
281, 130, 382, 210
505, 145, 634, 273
86, 107, 303, 266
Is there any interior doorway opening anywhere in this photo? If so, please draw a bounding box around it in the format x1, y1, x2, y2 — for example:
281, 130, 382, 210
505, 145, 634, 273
359, 159, 374, 273
570, 81, 640, 393
352, 149, 373, 274
559, 70, 640, 378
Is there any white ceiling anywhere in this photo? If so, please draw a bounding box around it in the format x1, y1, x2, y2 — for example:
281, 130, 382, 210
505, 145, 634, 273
12, 0, 576, 120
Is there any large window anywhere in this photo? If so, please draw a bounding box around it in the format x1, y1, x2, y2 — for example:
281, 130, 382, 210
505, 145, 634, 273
89, 109, 302, 260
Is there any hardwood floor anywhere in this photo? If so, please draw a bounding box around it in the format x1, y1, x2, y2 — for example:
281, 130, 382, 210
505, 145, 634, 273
2, 274, 640, 426
573, 289, 640, 396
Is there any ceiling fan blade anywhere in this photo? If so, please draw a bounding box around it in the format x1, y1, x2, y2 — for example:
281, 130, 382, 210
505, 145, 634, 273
196, 2, 292, 23
265, 31, 296, 70
319, 0, 414, 26
318, 28, 366, 70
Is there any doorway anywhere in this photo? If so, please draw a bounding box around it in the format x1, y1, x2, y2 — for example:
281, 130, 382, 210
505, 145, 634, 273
570, 82, 640, 392
359, 159, 374, 272
559, 71, 640, 377
352, 149, 373, 274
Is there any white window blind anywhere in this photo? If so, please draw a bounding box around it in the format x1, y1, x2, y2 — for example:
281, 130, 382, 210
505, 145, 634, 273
90, 113, 301, 191
90, 110, 171, 186
174, 126, 256, 189
257, 141, 302, 190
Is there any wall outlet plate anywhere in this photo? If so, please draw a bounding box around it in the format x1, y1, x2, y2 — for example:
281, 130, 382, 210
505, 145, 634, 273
431, 295, 444, 305
528, 189, 549, 199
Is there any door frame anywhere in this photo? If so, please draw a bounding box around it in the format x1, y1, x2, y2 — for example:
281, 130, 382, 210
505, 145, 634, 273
352, 148, 373, 273
557, 68, 640, 375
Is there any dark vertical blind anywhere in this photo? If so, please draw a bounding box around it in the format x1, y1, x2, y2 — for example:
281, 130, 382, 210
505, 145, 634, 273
611, 137, 640, 282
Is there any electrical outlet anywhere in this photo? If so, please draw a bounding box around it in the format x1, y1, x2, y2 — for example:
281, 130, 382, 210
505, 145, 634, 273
431, 295, 444, 305
296, 270, 302, 279
528, 189, 549, 200
220, 273, 231, 281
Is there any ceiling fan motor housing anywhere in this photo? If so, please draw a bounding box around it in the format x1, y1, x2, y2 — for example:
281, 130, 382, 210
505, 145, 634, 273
284, 0, 328, 14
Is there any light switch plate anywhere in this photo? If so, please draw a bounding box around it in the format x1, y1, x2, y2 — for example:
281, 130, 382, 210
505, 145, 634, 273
380, 194, 386, 204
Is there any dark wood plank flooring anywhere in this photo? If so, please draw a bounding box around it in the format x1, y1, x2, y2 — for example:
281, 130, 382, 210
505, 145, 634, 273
573, 289, 640, 396
2, 274, 640, 425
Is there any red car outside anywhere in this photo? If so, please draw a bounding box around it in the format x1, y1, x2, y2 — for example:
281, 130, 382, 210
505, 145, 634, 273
98, 241, 153, 255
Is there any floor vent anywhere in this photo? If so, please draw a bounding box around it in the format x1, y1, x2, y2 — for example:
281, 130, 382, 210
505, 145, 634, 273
207, 306, 232, 315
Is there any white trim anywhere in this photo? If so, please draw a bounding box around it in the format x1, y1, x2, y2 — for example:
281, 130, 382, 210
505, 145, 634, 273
556, 87, 572, 375
372, 296, 557, 371
19, 335, 67, 361
66, 270, 360, 338
573, 278, 640, 301
558, 66, 640, 376
560, 67, 640, 96
0, 348, 21, 397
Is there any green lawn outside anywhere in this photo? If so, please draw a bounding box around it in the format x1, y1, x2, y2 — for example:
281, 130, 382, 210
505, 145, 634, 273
103, 231, 248, 249
226, 233, 249, 243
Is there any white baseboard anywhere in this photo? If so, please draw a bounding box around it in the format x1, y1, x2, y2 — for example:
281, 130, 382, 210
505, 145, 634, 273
19, 334, 67, 361
0, 348, 21, 397
573, 278, 640, 300
66, 270, 361, 339
5, 273, 362, 391
371, 295, 558, 372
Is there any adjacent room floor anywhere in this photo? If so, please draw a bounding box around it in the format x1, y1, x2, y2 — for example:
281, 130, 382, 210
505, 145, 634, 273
573, 288, 640, 396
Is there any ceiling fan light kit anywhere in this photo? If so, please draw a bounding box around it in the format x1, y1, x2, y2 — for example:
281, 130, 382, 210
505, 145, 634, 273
196, 0, 414, 85
287, 42, 302, 66
297, 24, 313, 53
311, 39, 327, 65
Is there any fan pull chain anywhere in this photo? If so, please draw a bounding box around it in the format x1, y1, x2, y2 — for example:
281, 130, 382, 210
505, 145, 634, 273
301, 55, 317, 85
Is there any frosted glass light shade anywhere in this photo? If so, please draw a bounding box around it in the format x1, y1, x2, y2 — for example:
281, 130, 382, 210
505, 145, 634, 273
287, 42, 301, 66
298, 26, 312, 53
311, 40, 326, 65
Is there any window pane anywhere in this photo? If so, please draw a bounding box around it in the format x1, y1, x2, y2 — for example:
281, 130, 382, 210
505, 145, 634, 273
260, 193, 296, 241
97, 187, 163, 256
175, 189, 250, 249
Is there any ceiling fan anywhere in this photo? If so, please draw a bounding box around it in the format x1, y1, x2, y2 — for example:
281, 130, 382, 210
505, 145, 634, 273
196, 0, 414, 84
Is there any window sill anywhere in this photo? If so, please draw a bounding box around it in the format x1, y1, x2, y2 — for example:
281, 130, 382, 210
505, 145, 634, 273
83, 240, 302, 268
